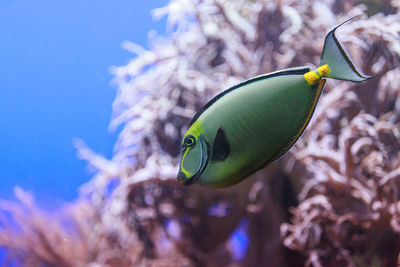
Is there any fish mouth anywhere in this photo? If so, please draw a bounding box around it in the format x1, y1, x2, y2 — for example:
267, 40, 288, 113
177, 171, 198, 186
177, 172, 186, 185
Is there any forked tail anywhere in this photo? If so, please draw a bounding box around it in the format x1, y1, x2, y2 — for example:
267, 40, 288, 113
320, 17, 381, 82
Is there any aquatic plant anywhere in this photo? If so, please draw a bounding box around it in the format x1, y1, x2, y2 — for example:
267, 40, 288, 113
1, 0, 400, 266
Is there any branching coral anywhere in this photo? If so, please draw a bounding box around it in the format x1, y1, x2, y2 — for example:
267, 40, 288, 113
1, 0, 400, 266
282, 113, 400, 266
280, 13, 400, 266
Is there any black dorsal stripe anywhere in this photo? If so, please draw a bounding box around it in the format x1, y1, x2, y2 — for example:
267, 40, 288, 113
188, 67, 310, 127
211, 127, 230, 162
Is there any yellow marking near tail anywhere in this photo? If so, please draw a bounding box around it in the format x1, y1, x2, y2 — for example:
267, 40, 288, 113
317, 64, 331, 76
304, 71, 320, 85
304, 64, 331, 85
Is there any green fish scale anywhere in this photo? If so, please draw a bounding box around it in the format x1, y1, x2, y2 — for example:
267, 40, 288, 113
198, 74, 318, 186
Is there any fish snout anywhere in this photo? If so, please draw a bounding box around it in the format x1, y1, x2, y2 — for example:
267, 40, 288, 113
177, 171, 186, 185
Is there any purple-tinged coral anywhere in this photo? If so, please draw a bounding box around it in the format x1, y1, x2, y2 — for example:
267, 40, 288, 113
1, 0, 400, 266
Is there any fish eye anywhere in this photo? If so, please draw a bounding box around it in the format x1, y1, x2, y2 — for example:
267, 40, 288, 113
185, 135, 196, 147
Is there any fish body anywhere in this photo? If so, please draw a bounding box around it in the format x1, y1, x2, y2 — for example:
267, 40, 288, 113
187, 67, 324, 187
178, 18, 383, 188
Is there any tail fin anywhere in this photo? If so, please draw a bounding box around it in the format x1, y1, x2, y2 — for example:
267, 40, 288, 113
320, 17, 372, 83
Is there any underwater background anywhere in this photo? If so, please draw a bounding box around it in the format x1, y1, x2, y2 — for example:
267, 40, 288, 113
0, 1, 166, 209
0, 0, 165, 264
1, 0, 400, 266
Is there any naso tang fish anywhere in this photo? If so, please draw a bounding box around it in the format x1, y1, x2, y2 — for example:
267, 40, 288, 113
177, 18, 388, 188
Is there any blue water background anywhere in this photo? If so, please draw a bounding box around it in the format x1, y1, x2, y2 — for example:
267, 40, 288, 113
0, 0, 166, 206
0, 0, 166, 263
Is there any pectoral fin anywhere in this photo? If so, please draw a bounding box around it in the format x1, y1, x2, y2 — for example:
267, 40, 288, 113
211, 128, 231, 162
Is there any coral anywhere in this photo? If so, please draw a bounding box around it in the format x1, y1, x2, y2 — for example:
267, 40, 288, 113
1, 0, 400, 266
